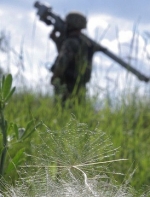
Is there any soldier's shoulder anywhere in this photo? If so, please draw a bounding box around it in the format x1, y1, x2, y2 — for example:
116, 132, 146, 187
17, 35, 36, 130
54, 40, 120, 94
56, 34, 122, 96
62, 37, 81, 50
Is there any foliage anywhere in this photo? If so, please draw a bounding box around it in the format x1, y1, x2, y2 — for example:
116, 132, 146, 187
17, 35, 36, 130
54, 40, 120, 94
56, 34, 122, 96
0, 74, 42, 183
0, 75, 150, 196
0, 74, 16, 177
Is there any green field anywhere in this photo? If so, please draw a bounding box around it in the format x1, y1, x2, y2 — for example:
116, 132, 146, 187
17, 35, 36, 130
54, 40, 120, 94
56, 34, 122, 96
0, 74, 150, 196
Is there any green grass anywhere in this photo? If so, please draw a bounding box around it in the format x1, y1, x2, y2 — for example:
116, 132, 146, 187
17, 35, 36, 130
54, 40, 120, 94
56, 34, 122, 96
1, 19, 150, 196
0, 85, 149, 196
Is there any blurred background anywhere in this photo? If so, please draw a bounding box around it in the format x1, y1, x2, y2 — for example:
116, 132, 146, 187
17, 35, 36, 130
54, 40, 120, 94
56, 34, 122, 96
0, 0, 150, 98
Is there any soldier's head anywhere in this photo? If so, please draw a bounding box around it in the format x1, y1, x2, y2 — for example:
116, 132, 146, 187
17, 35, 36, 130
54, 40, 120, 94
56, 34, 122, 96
65, 12, 87, 31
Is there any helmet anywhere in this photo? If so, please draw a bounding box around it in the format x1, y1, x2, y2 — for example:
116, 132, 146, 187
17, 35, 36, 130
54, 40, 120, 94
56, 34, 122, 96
65, 12, 87, 30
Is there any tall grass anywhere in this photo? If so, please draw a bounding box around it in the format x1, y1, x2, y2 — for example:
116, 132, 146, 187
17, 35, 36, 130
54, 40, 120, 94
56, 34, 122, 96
0, 84, 149, 196
1, 26, 150, 196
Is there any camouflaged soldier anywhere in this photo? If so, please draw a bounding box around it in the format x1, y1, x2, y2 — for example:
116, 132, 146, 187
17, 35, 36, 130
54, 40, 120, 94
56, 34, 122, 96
50, 12, 100, 102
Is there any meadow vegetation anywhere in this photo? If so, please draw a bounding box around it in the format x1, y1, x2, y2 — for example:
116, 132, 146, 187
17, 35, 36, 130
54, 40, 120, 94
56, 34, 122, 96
1, 27, 150, 196
0, 74, 150, 196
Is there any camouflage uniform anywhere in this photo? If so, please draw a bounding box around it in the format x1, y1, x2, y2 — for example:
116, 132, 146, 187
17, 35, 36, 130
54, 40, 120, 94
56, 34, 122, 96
50, 13, 101, 102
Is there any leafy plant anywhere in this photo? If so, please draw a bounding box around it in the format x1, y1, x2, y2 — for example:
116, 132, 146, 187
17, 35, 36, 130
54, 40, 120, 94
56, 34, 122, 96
0, 74, 42, 180
0, 74, 16, 176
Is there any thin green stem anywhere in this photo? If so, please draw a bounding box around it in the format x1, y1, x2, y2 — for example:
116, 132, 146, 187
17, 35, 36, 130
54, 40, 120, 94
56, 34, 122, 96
0, 107, 8, 177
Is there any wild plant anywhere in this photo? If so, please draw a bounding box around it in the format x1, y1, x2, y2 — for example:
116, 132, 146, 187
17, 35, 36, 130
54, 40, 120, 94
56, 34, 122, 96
0, 74, 42, 183
0, 74, 16, 177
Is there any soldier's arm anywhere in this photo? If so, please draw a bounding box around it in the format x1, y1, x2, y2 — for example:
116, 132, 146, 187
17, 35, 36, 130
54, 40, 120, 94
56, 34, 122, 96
52, 38, 79, 77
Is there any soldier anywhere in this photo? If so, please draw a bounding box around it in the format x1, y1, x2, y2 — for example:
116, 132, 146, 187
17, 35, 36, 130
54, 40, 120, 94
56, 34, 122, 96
50, 12, 105, 103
